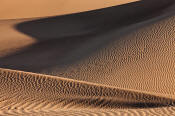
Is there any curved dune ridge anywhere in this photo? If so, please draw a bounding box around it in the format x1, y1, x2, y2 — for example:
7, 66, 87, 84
1, 0, 175, 115
0, 68, 175, 115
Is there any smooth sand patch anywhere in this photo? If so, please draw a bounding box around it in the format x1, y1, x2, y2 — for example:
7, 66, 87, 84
0, 0, 138, 19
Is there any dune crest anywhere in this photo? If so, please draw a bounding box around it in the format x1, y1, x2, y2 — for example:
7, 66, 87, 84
0, 68, 174, 111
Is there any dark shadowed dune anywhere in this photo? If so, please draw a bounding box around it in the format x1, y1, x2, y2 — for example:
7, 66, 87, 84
0, 0, 174, 72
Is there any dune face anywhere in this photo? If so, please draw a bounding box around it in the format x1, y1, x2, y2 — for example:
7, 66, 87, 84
0, 0, 138, 19
0, 0, 175, 116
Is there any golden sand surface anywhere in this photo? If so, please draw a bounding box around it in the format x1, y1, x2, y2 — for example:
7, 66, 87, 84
0, 0, 175, 115
0, 0, 138, 19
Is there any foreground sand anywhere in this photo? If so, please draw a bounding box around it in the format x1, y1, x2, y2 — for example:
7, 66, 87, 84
0, 68, 175, 115
0, 0, 175, 115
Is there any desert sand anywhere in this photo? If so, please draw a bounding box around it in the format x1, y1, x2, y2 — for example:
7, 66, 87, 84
0, 0, 175, 115
0, 0, 138, 19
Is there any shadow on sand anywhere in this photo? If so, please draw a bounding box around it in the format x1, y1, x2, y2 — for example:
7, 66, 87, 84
0, 0, 174, 73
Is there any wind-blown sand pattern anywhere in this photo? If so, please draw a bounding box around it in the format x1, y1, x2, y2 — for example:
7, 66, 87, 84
0, 0, 175, 115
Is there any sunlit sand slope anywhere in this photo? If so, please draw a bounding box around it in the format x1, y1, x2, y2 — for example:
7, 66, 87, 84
0, 0, 138, 19
0, 68, 175, 116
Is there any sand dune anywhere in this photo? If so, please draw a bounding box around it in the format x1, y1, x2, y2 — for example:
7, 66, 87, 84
0, 0, 138, 19
0, 0, 175, 115
0, 68, 175, 115
1, 107, 175, 116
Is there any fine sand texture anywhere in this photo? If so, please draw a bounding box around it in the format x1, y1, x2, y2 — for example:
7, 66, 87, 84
0, 0, 175, 115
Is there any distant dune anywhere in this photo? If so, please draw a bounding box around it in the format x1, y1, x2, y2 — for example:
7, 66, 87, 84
0, 0, 175, 115
0, 0, 138, 19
